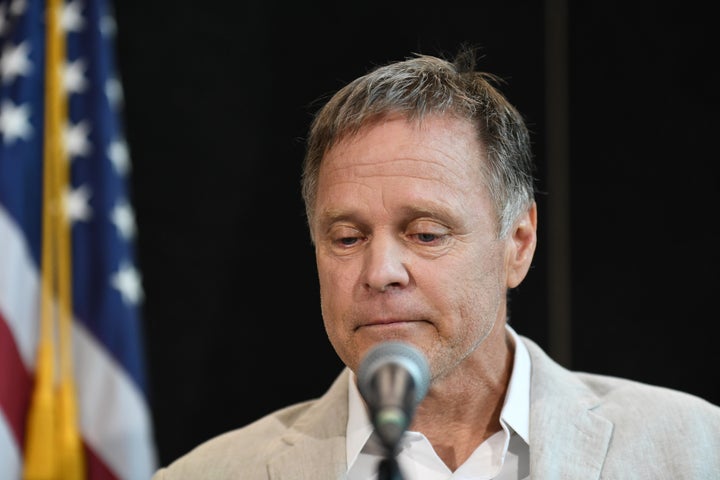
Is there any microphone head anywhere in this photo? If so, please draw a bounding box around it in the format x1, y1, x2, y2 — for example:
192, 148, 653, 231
358, 341, 431, 405
357, 341, 431, 451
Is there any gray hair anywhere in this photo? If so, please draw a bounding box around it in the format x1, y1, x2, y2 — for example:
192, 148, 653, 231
301, 47, 535, 240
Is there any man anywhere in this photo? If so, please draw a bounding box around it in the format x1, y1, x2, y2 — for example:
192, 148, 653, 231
152, 47, 720, 479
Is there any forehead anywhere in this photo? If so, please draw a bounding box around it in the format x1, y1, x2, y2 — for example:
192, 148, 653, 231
320, 114, 485, 187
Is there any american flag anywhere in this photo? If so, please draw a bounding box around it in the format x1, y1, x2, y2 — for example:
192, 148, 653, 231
0, 0, 157, 479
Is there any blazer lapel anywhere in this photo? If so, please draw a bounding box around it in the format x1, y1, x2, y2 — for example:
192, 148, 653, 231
267, 369, 352, 480
523, 338, 613, 479
267, 433, 346, 480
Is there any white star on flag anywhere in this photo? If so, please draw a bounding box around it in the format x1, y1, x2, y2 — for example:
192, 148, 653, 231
65, 184, 93, 223
100, 13, 117, 37
9, 0, 28, 16
61, 0, 85, 32
111, 261, 144, 306
64, 120, 92, 157
108, 138, 130, 175
0, 99, 32, 144
111, 198, 137, 240
64, 58, 88, 93
1, 40, 33, 84
105, 76, 124, 109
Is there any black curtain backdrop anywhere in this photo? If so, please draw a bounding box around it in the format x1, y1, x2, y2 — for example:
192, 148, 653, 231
113, 1, 719, 467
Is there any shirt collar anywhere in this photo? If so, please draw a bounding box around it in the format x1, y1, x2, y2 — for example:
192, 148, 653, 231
502, 324, 530, 443
346, 324, 531, 468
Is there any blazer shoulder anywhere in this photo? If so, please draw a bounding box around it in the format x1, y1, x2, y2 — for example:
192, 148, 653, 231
152, 368, 353, 480
153, 399, 318, 479
522, 335, 720, 437
577, 370, 720, 423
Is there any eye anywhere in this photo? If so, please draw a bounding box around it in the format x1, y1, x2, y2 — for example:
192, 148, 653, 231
416, 232, 441, 243
407, 220, 451, 247
337, 236, 360, 247
410, 232, 449, 247
327, 224, 366, 251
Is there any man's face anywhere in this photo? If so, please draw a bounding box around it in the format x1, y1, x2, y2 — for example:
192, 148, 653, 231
311, 114, 535, 380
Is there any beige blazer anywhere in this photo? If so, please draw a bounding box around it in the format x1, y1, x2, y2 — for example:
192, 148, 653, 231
152, 336, 720, 479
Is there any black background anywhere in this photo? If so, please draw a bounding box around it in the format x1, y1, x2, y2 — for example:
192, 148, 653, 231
113, 1, 719, 467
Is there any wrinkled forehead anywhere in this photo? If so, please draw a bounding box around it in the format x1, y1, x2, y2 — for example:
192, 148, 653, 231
316, 115, 491, 219
322, 113, 485, 179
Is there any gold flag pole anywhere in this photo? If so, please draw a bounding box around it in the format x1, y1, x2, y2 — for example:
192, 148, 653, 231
24, 1, 85, 478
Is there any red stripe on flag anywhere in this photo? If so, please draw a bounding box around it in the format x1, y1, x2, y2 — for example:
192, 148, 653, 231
1, 313, 123, 479
0, 311, 33, 448
85, 440, 120, 480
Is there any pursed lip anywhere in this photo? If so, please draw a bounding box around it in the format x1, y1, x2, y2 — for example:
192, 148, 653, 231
355, 318, 424, 330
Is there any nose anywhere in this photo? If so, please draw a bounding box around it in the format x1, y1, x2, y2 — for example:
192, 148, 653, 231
363, 235, 410, 292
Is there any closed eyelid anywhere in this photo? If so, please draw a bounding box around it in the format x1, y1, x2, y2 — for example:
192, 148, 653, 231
316, 204, 456, 238
317, 211, 368, 236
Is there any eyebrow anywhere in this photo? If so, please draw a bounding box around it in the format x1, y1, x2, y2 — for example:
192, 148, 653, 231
316, 204, 456, 233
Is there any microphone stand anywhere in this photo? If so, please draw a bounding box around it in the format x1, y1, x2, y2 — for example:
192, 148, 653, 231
376, 431, 405, 480
377, 454, 404, 480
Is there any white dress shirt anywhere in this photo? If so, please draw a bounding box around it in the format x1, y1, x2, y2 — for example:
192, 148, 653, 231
346, 324, 530, 479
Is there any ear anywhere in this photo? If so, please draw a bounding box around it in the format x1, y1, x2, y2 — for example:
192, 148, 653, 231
506, 202, 538, 288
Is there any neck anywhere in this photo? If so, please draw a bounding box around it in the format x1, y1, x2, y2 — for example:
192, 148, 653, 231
410, 323, 515, 471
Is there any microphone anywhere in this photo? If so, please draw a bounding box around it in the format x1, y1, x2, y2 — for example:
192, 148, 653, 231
357, 341, 431, 453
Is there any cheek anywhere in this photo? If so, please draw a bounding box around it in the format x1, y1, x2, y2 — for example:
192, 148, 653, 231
317, 257, 356, 320
439, 244, 503, 285
431, 248, 506, 320
317, 255, 354, 291
317, 259, 361, 369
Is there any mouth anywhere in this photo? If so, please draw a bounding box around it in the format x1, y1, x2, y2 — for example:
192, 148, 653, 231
355, 318, 425, 331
